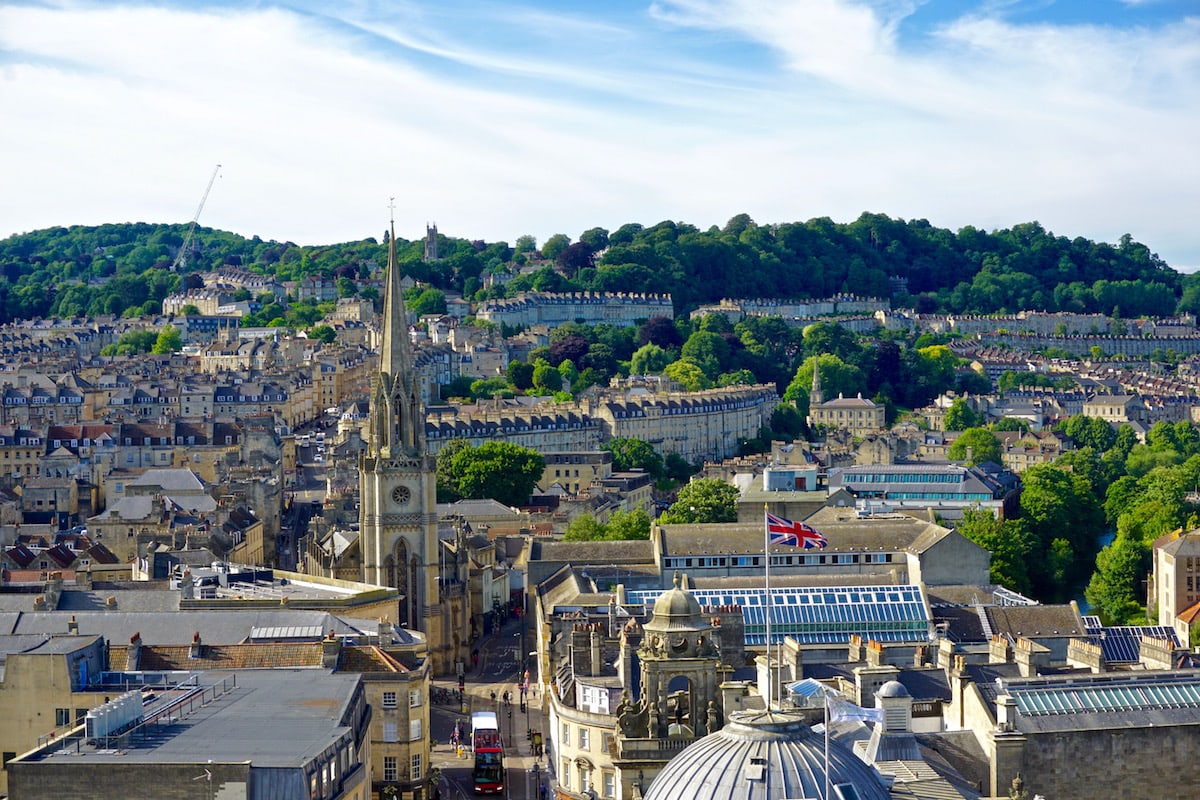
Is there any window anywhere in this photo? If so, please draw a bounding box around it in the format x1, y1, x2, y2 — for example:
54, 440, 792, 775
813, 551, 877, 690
409, 689, 422, 707
410, 718, 422, 740
382, 691, 397, 708
579, 764, 592, 793
383, 721, 398, 742
602, 733, 614, 754
383, 756, 398, 782
603, 771, 616, 798
562, 760, 571, 789
561, 722, 570, 746
56, 708, 70, 726
578, 729, 590, 750
411, 752, 422, 781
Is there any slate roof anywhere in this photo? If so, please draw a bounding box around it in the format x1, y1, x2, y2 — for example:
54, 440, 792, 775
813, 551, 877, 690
984, 604, 1084, 639
108, 642, 324, 671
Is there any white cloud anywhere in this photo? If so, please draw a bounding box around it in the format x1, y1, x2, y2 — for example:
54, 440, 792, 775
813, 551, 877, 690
0, 0, 1197, 269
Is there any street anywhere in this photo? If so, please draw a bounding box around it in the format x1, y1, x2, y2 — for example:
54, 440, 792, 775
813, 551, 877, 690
429, 615, 549, 800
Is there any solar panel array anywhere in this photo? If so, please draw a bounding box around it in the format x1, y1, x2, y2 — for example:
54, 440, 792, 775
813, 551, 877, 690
626, 585, 931, 646
1081, 622, 1181, 664
1007, 677, 1200, 717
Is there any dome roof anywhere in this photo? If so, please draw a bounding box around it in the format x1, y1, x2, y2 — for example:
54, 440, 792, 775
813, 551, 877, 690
643, 709, 891, 800
643, 572, 706, 634
877, 680, 909, 698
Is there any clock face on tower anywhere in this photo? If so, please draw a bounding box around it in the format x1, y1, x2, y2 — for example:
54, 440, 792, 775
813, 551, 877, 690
391, 485, 411, 505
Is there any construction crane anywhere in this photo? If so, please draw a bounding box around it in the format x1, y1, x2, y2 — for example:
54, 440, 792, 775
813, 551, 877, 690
171, 163, 222, 272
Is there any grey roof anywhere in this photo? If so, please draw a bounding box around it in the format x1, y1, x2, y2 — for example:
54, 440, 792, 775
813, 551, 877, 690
90, 495, 156, 521
984, 604, 1084, 639
643, 709, 891, 800
25, 669, 359, 766
56, 590, 181, 613
7, 610, 376, 645
532, 539, 655, 563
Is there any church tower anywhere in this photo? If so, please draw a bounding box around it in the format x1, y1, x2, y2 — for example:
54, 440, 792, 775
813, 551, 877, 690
360, 214, 462, 673
810, 362, 824, 407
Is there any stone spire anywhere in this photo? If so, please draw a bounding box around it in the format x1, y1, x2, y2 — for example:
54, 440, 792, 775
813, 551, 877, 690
810, 362, 824, 407
380, 215, 414, 383
370, 211, 425, 457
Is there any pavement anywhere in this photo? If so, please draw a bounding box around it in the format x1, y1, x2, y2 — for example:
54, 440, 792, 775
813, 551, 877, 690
430, 616, 550, 800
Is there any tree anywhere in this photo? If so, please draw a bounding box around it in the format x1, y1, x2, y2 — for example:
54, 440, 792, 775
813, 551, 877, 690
630, 343, 671, 375
657, 478, 739, 524
663, 359, 713, 391
435, 439, 471, 502
606, 508, 651, 540
531, 362, 563, 392
308, 324, 336, 344
680, 330, 730, 380
955, 508, 1035, 596
563, 515, 607, 542
1084, 535, 1150, 624
947, 427, 1002, 465
541, 234, 571, 261
579, 227, 610, 252
637, 316, 683, 349
449, 442, 544, 508
180, 304, 201, 316
151, 324, 182, 354
783, 354, 867, 414
944, 398, 981, 431
507, 361, 535, 391
602, 438, 665, 479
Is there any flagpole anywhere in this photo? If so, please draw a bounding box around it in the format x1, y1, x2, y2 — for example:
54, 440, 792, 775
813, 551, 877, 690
824, 693, 831, 800
763, 503, 773, 710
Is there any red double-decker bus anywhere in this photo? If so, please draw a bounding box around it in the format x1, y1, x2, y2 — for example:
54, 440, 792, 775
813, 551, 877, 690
471, 711, 504, 794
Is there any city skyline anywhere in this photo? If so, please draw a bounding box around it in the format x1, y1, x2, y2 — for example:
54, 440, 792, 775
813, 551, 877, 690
2, 0, 1197, 269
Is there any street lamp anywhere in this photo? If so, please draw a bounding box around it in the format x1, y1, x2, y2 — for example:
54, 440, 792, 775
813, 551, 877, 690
529, 761, 542, 800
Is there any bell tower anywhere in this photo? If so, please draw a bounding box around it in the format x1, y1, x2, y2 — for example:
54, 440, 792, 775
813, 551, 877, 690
360, 207, 463, 673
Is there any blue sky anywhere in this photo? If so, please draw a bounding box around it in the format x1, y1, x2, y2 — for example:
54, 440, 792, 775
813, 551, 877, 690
2, 0, 1197, 269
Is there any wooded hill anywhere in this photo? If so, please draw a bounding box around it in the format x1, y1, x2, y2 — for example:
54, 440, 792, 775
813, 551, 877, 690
0, 213, 1191, 325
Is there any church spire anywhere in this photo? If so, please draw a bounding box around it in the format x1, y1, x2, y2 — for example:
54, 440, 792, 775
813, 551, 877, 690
370, 203, 425, 457
810, 362, 824, 407
380, 204, 413, 382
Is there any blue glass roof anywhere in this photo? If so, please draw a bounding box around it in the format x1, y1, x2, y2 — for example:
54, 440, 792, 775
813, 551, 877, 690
1005, 675, 1200, 717
626, 585, 931, 646
1082, 622, 1181, 664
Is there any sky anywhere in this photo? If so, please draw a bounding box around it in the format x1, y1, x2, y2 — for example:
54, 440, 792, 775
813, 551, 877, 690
2, 0, 1198, 270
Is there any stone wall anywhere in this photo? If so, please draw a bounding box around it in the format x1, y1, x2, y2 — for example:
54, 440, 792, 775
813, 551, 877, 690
1016, 724, 1200, 800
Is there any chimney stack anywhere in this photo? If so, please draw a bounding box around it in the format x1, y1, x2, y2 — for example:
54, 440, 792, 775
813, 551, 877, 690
322, 631, 341, 669
190, 631, 203, 659
126, 632, 142, 671
180, 569, 194, 600
68, 615, 79, 635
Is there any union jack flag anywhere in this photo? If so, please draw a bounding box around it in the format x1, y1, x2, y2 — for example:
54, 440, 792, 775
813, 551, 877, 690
766, 512, 828, 549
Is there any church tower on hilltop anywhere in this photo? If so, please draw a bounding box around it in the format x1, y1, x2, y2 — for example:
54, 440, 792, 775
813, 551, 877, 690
361, 213, 464, 674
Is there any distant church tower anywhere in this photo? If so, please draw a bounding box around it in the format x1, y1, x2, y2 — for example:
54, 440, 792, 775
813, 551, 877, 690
361, 214, 462, 674
810, 363, 824, 407
423, 223, 439, 262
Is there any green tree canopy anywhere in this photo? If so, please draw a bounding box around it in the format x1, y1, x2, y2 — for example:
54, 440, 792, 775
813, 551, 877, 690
944, 398, 981, 431
955, 508, 1036, 596
657, 478, 739, 524
947, 427, 1002, 465
446, 441, 544, 508
151, 324, 182, 354
602, 438, 665, 479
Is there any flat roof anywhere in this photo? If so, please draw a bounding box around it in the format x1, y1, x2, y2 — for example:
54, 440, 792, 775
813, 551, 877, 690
24, 670, 359, 766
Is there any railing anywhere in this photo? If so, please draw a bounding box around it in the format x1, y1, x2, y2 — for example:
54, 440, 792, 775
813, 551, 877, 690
34, 674, 239, 756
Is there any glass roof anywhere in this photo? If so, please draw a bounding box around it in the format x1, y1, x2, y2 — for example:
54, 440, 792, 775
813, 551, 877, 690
626, 585, 931, 646
1006, 676, 1200, 717
1082, 622, 1181, 663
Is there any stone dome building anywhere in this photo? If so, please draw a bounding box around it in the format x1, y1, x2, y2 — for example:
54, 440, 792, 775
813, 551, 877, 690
643, 708, 891, 800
